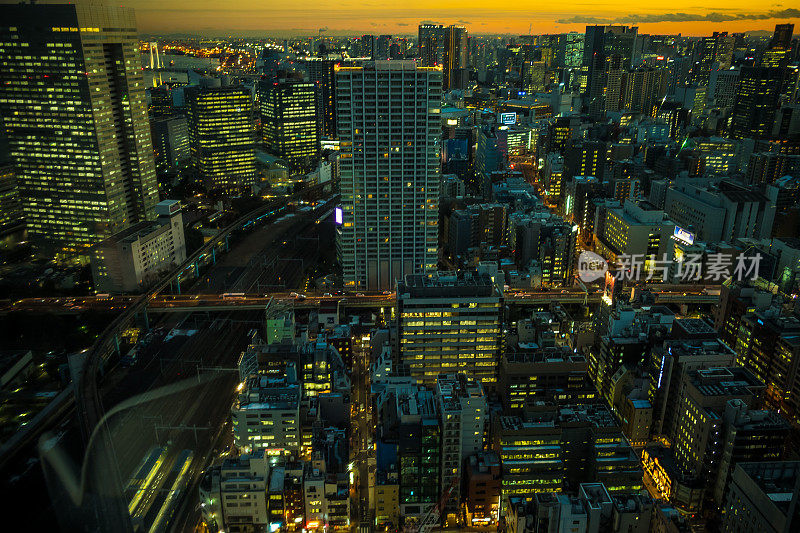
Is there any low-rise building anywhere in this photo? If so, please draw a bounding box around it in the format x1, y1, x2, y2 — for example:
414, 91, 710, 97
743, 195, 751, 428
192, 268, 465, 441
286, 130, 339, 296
465, 451, 502, 526
498, 344, 595, 411
199, 450, 270, 533
90, 200, 186, 293
232, 375, 301, 456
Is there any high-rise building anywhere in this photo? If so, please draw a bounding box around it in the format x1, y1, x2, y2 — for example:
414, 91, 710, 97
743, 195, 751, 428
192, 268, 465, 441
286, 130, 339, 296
506, 211, 576, 287
395, 389, 442, 522
356, 34, 375, 59
498, 345, 595, 411
305, 59, 351, 138
547, 116, 582, 153
582, 25, 639, 118
714, 283, 778, 347
376, 35, 393, 60
443, 26, 468, 90
185, 83, 258, 193
763, 24, 794, 68
564, 141, 608, 181
590, 304, 675, 407
730, 67, 786, 139
199, 451, 270, 532
396, 271, 503, 387
603, 55, 627, 113
336, 61, 441, 290
595, 199, 675, 266
692, 32, 734, 85
419, 24, 445, 66
150, 116, 190, 172
493, 412, 564, 501
712, 401, 788, 507
149, 84, 175, 118
493, 403, 642, 507
231, 374, 301, 455
259, 75, 319, 172
709, 68, 740, 108
648, 330, 737, 439
563, 176, 604, 244
542, 153, 564, 200
623, 67, 667, 116
769, 176, 800, 240
0, 3, 159, 256
465, 452, 502, 526
476, 128, 502, 200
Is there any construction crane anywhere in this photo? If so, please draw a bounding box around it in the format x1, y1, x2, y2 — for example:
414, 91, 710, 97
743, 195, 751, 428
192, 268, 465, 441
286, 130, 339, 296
402, 476, 459, 533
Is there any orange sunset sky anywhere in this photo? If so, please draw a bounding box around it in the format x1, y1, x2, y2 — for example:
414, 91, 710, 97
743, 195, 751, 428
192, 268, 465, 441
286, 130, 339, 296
6, 1, 799, 36
123, 1, 800, 36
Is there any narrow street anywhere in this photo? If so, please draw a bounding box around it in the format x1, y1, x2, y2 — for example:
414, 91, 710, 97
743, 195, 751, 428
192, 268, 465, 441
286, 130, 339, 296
351, 332, 375, 531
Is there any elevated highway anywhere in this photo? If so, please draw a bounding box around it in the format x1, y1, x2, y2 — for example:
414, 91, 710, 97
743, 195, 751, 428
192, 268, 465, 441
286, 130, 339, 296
4, 287, 720, 315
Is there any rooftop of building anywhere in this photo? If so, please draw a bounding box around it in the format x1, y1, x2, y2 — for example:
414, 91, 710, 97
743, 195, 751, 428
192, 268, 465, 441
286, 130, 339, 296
775, 237, 800, 250
717, 179, 770, 204
221, 449, 266, 472
97, 217, 173, 247
503, 345, 587, 366
498, 413, 558, 431
688, 367, 764, 398
662, 338, 736, 357
726, 401, 789, 431
467, 451, 501, 472
436, 373, 485, 412
612, 492, 653, 513
268, 466, 285, 493
558, 404, 619, 429
397, 270, 498, 298
746, 310, 800, 332
238, 375, 300, 410
396, 389, 439, 419
672, 318, 717, 337
579, 483, 613, 508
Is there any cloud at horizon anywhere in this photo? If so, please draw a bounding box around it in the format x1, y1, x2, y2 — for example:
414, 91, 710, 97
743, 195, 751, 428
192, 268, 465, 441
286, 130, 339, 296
557, 8, 800, 25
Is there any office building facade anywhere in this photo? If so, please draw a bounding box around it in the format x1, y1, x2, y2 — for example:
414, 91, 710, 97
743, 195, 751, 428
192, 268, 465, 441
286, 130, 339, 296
0, 3, 159, 256
397, 271, 503, 387
730, 67, 786, 139
185, 84, 257, 193
0, 163, 24, 234
259, 76, 319, 172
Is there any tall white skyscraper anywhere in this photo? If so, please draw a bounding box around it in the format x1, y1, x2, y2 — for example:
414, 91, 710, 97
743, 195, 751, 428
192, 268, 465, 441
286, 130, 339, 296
336, 61, 441, 290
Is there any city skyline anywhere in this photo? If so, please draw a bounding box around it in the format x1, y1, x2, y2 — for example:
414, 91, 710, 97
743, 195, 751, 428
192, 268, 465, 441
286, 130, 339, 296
1, 1, 800, 532
4, 0, 799, 37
